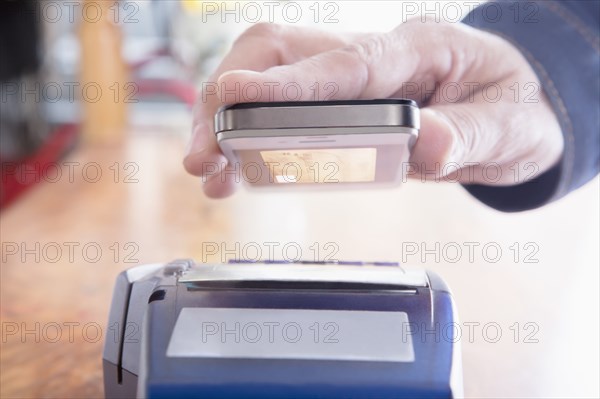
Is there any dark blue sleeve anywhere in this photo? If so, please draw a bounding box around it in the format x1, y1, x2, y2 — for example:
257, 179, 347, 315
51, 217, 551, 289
461, 0, 600, 212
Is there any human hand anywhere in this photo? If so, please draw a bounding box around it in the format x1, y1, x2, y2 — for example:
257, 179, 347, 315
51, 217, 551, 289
184, 21, 563, 197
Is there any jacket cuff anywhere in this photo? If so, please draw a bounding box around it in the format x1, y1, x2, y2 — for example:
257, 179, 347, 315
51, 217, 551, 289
461, 0, 599, 212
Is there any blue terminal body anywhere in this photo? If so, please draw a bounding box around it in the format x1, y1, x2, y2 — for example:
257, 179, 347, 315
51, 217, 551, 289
103, 261, 461, 399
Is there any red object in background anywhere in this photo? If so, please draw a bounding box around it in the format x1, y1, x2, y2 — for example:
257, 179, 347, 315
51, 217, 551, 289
0, 78, 196, 211
0, 124, 78, 210
135, 79, 197, 108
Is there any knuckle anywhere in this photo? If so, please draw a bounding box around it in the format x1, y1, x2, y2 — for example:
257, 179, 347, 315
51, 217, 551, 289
342, 34, 387, 66
337, 34, 390, 94
398, 18, 461, 48
447, 108, 482, 137
440, 108, 481, 159
234, 22, 285, 57
238, 22, 283, 41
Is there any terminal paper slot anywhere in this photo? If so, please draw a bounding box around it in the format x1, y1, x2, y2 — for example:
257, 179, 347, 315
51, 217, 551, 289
185, 280, 419, 293
178, 264, 429, 290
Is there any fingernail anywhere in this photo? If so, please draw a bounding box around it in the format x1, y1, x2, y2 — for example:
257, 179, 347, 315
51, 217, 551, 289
217, 70, 262, 83
185, 123, 209, 157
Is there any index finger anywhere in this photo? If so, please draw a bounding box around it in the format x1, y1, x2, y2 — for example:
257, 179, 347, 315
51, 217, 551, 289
184, 24, 354, 197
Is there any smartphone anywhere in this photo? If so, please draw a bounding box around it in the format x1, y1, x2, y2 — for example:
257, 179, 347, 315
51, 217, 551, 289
214, 99, 419, 188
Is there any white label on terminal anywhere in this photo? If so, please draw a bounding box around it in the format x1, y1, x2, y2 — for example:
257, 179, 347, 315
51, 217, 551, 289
166, 307, 415, 362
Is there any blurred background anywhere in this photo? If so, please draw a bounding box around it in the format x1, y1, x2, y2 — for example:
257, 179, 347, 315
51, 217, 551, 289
1, 1, 598, 398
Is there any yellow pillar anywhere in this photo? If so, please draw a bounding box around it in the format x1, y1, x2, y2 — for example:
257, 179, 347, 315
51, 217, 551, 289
78, 0, 129, 145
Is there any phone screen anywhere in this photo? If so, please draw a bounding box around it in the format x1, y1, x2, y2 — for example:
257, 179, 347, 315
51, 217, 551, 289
259, 148, 377, 184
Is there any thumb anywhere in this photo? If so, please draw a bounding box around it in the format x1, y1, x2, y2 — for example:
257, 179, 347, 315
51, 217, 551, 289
409, 105, 500, 181
411, 108, 461, 166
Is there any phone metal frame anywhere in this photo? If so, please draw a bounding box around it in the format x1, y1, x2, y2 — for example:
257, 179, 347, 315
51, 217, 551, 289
214, 100, 419, 189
